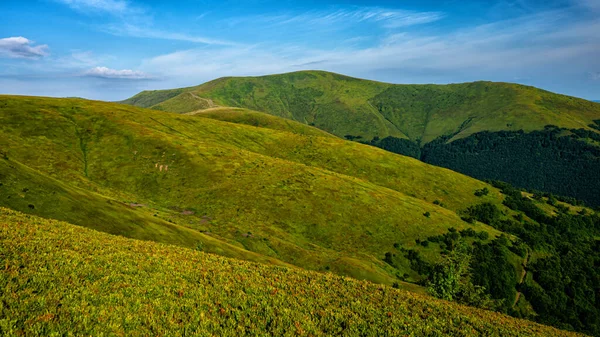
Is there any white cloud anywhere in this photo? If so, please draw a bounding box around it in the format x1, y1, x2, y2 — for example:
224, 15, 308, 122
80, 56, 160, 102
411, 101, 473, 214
590, 72, 600, 80
140, 7, 600, 88
83, 66, 152, 79
101, 23, 238, 46
54, 0, 130, 14
0, 37, 49, 59
228, 7, 444, 30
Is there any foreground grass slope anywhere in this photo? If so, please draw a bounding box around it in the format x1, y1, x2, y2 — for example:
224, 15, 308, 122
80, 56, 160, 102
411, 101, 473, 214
122, 70, 600, 143
0, 208, 580, 337
0, 95, 505, 284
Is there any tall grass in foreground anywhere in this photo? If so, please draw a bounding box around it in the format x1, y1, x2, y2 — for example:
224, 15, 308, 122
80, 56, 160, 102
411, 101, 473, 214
0, 208, 580, 336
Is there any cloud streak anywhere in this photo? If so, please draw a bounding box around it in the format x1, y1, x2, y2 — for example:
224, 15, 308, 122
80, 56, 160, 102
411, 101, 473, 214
0, 37, 49, 59
141, 6, 599, 88
101, 23, 238, 46
228, 7, 444, 29
53, 0, 132, 14
83, 66, 152, 79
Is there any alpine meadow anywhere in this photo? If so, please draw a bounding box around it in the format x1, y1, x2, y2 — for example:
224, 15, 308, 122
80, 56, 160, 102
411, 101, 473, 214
2, 0, 600, 336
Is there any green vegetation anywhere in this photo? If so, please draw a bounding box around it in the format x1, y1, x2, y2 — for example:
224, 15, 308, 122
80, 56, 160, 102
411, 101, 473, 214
122, 70, 600, 144
459, 182, 600, 335
188, 107, 335, 138
422, 126, 600, 206
0, 208, 581, 336
0, 94, 504, 287
121, 70, 600, 206
3, 94, 599, 335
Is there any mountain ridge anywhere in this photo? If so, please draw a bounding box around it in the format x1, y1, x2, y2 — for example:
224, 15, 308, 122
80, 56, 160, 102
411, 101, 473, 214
122, 70, 600, 144
121, 71, 600, 206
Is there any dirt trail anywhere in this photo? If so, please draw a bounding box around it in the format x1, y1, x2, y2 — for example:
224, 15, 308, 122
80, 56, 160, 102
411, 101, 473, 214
188, 93, 217, 108
185, 107, 246, 116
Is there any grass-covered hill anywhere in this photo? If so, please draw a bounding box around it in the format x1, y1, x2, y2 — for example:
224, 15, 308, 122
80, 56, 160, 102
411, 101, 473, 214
0, 208, 581, 337
3, 95, 600, 335
122, 70, 600, 143
185, 106, 335, 138
122, 71, 600, 206
0, 94, 506, 286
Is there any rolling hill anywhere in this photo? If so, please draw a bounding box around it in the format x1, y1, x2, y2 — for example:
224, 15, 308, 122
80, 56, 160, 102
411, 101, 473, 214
122, 71, 600, 206
3, 95, 600, 335
122, 71, 600, 143
0, 94, 505, 286
0, 208, 582, 337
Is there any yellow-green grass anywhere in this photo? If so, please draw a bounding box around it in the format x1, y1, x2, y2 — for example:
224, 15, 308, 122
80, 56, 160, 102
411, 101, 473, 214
188, 107, 336, 138
154, 91, 217, 112
0, 208, 580, 337
0, 158, 288, 267
0, 95, 505, 284
122, 70, 600, 143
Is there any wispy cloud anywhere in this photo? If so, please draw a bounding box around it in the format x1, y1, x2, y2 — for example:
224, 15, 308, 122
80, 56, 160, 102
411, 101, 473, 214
83, 66, 152, 79
228, 7, 444, 29
53, 0, 133, 15
101, 23, 238, 46
590, 72, 600, 80
141, 6, 599, 87
54, 0, 235, 46
0, 37, 49, 59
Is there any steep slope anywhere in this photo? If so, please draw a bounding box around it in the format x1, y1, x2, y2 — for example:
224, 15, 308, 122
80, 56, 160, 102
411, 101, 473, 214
0, 95, 505, 285
122, 71, 600, 206
0, 208, 580, 337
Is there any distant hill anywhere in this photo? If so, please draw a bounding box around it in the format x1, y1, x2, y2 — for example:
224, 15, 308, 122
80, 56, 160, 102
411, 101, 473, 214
122, 71, 599, 143
122, 71, 600, 206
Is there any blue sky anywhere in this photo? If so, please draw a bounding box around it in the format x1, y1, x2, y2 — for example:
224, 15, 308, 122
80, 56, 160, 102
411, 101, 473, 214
0, 0, 599, 100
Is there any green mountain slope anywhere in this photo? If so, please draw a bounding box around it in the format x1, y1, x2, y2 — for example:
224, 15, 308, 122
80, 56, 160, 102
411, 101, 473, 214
0, 95, 505, 286
4, 95, 600, 334
186, 106, 336, 138
122, 71, 600, 206
0, 208, 580, 337
122, 71, 600, 143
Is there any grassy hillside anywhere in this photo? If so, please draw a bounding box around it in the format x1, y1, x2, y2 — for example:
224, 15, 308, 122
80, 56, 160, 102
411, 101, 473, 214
187, 107, 335, 138
0, 157, 288, 267
122, 71, 600, 206
122, 71, 600, 143
0, 95, 506, 285
0, 208, 581, 337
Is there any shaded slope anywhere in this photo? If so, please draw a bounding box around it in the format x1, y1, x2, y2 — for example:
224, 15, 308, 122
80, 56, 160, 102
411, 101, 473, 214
0, 95, 504, 284
0, 208, 580, 337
